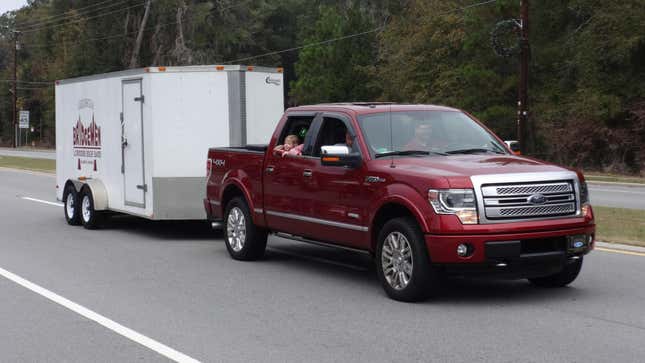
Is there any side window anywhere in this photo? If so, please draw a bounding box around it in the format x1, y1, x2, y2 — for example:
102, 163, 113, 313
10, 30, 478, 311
312, 117, 356, 157
276, 115, 316, 157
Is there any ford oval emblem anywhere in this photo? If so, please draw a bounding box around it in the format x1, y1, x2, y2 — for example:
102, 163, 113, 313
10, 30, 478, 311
527, 193, 547, 205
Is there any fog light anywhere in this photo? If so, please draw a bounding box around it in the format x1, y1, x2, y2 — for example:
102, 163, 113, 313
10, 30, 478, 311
457, 243, 471, 257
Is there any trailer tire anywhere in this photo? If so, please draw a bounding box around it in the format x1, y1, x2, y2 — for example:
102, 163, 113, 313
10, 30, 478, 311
376, 217, 438, 302
528, 257, 583, 288
63, 184, 81, 226
80, 188, 104, 230
224, 197, 267, 261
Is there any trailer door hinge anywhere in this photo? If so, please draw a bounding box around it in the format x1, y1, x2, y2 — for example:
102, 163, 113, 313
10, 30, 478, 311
136, 184, 148, 192
134, 95, 144, 103
120, 112, 124, 122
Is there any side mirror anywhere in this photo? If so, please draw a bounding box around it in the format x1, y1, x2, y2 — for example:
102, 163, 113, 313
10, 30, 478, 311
504, 140, 521, 155
320, 145, 362, 168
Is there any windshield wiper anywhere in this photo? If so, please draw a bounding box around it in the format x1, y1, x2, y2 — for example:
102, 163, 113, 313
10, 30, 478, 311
375, 150, 446, 158
445, 148, 504, 155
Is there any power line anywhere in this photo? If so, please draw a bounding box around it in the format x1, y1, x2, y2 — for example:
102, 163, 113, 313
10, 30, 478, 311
223, 0, 497, 64
16, 0, 131, 30
23, 19, 182, 49
0, 80, 53, 84
20, 1, 149, 34
21, 0, 249, 49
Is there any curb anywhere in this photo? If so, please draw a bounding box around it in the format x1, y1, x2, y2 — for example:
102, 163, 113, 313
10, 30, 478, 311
587, 180, 645, 187
596, 241, 645, 254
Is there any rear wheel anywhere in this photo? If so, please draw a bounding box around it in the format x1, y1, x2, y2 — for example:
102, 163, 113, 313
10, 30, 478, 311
63, 185, 81, 226
529, 258, 583, 287
224, 197, 267, 260
376, 217, 438, 302
80, 188, 104, 230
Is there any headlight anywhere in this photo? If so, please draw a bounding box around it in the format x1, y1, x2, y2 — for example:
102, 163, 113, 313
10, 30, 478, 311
580, 181, 589, 204
428, 189, 478, 224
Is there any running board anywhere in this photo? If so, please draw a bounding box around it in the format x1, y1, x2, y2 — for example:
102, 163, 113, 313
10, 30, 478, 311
272, 232, 371, 255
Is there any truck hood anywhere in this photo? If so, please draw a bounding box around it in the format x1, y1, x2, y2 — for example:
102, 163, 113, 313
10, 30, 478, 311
377, 154, 573, 188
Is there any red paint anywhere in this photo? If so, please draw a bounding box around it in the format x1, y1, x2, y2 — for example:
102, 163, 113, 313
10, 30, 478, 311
205, 104, 595, 267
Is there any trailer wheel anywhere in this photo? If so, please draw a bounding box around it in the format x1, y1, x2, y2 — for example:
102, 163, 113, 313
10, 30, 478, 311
529, 257, 583, 288
224, 197, 267, 261
80, 188, 104, 230
376, 217, 438, 302
63, 184, 81, 226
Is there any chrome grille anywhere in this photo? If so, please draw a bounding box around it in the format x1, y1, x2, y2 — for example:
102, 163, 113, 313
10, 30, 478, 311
482, 181, 577, 220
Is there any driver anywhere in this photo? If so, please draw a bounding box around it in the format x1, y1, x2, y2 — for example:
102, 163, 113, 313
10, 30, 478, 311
405, 123, 434, 150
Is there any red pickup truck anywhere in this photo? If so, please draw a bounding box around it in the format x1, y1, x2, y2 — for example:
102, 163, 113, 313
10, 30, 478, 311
204, 104, 595, 302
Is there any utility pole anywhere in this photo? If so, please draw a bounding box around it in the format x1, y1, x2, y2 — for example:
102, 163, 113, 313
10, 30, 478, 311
12, 30, 19, 148
517, 0, 530, 154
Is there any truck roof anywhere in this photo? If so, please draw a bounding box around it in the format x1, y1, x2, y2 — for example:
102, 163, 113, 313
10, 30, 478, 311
286, 103, 462, 115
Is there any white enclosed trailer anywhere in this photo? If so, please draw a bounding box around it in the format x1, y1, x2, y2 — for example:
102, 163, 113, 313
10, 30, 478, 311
56, 65, 284, 227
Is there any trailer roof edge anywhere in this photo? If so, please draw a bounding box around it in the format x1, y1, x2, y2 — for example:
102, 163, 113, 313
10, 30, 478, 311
56, 65, 283, 86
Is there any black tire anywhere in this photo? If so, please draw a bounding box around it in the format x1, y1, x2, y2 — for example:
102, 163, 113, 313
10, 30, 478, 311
529, 257, 583, 287
376, 217, 438, 302
79, 188, 104, 230
224, 197, 267, 261
63, 184, 81, 226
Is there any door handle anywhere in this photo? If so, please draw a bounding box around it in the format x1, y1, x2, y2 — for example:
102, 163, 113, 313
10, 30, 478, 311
266, 165, 275, 174
303, 169, 313, 178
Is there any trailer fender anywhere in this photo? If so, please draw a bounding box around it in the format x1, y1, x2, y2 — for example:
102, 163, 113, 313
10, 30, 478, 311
70, 179, 109, 211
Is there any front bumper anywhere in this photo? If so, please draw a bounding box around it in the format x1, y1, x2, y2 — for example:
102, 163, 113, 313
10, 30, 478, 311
425, 225, 595, 278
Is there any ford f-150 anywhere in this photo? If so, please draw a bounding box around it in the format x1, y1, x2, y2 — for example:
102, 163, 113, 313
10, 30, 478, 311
204, 103, 595, 302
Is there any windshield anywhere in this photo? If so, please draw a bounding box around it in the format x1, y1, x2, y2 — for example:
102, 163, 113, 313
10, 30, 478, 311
357, 111, 507, 157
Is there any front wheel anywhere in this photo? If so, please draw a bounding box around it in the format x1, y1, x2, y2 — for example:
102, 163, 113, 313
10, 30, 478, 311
224, 197, 267, 261
80, 188, 104, 230
376, 217, 438, 302
529, 257, 583, 287
63, 185, 81, 226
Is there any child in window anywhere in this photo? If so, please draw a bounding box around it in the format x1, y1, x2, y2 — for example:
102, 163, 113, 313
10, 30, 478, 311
274, 134, 304, 157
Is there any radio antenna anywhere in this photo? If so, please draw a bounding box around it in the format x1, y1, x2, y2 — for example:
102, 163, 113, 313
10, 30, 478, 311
389, 104, 395, 168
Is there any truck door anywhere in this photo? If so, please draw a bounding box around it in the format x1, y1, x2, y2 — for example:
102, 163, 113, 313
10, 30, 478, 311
307, 114, 371, 249
121, 79, 146, 208
263, 113, 320, 237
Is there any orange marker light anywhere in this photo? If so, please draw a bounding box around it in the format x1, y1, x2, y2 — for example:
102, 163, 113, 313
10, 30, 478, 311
277, 67, 284, 73
323, 157, 340, 162
247, 66, 255, 71
216, 66, 225, 71
158, 66, 167, 72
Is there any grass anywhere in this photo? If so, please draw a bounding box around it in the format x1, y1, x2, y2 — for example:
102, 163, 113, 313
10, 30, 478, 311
585, 172, 645, 185
0, 155, 55, 173
594, 206, 645, 247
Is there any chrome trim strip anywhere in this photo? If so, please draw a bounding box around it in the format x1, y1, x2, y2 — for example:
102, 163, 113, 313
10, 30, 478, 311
254, 208, 264, 214
209, 200, 221, 206
471, 171, 582, 224
266, 210, 369, 232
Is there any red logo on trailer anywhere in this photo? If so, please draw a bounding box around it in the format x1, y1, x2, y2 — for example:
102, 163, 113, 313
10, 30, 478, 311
73, 99, 102, 171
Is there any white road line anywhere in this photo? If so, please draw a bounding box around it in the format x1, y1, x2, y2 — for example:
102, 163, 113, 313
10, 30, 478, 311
20, 196, 63, 207
0, 266, 201, 363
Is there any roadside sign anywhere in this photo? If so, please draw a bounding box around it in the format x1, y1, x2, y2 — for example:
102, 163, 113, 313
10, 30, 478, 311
19, 111, 29, 129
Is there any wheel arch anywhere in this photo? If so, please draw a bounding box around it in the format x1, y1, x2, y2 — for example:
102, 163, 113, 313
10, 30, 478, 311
76, 179, 109, 211
369, 198, 430, 253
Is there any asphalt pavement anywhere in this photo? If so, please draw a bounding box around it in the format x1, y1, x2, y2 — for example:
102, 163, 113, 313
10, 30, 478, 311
588, 182, 645, 210
0, 148, 56, 160
1, 168, 645, 362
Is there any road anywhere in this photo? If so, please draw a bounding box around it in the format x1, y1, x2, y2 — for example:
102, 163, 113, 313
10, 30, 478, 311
2, 169, 645, 362
0, 147, 56, 160
588, 182, 645, 210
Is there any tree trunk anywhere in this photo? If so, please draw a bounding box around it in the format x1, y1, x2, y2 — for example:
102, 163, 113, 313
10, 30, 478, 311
129, 0, 152, 69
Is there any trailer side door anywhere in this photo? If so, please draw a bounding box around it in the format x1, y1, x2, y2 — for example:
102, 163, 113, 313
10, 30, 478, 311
121, 79, 146, 207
